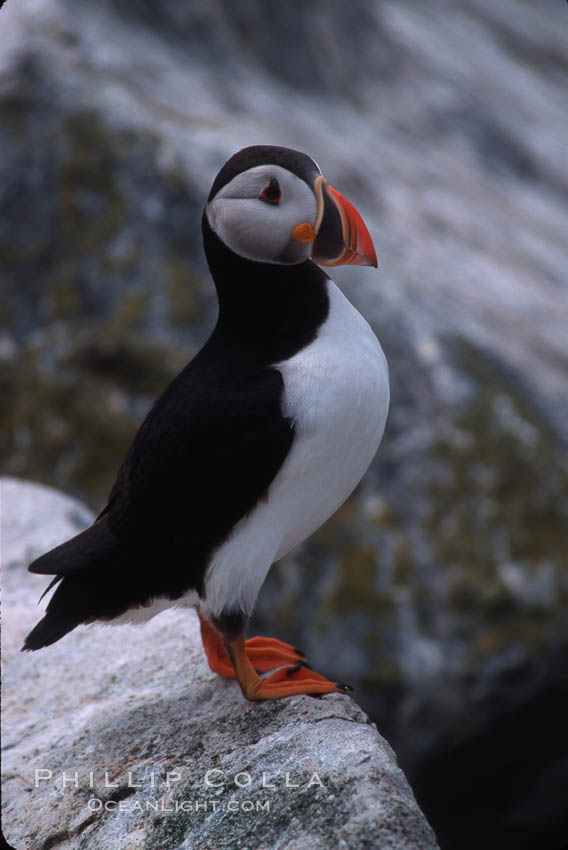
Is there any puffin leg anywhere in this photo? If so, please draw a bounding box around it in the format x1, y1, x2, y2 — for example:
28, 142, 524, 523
199, 613, 235, 678
198, 610, 306, 679
223, 635, 351, 701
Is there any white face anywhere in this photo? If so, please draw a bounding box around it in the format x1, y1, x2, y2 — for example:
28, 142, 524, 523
206, 165, 318, 265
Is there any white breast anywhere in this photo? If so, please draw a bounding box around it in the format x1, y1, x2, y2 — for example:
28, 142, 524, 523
202, 280, 390, 621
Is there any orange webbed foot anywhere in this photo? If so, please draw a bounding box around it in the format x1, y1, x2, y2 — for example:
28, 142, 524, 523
198, 610, 352, 701
244, 662, 353, 700
199, 612, 307, 678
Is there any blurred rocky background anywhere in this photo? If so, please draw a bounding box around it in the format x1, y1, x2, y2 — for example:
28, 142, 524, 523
1, 1, 567, 848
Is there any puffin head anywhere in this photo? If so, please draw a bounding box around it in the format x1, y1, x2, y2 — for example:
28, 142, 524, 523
205, 145, 377, 268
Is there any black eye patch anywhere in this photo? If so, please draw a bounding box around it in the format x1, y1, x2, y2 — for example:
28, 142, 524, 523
259, 178, 281, 205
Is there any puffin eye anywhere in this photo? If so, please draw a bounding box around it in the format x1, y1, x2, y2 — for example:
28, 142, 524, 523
259, 177, 281, 205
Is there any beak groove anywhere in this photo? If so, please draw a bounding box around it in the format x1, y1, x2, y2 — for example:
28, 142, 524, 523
311, 176, 378, 268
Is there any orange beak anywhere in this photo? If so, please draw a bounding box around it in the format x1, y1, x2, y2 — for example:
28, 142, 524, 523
310, 175, 378, 268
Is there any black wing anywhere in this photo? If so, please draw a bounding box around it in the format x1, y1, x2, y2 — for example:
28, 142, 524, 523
100, 360, 294, 561
24, 359, 294, 649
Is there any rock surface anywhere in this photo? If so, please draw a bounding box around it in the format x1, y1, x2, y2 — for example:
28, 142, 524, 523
1, 477, 439, 850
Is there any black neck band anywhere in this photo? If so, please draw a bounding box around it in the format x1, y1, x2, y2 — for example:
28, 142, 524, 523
202, 213, 330, 365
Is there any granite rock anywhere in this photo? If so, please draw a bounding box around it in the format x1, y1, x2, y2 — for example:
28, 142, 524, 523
1, 477, 439, 850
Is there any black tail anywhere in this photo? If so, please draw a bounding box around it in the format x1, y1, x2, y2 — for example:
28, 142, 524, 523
22, 518, 132, 652
22, 608, 82, 651
22, 519, 190, 651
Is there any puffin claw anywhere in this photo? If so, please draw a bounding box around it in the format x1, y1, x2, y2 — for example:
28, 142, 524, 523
336, 682, 354, 692
285, 660, 312, 676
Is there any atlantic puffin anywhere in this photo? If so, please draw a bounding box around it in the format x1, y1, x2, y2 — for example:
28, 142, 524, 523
23, 145, 390, 701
